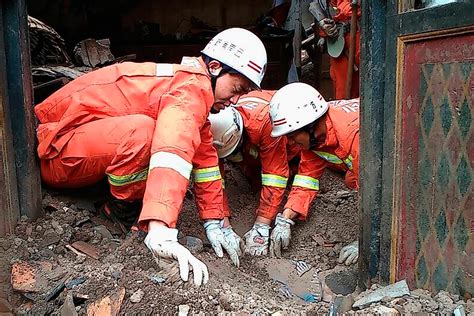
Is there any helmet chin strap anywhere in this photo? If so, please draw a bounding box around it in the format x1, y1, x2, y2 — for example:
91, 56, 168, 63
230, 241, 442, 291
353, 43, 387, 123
303, 122, 318, 149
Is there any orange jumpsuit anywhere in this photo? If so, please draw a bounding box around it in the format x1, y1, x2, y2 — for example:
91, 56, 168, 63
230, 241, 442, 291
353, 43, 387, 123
221, 90, 301, 220
320, 0, 361, 99
35, 61, 224, 230
285, 98, 359, 219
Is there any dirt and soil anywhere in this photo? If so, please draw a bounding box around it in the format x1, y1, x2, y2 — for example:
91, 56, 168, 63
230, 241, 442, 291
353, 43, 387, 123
1, 163, 362, 315
2, 163, 472, 315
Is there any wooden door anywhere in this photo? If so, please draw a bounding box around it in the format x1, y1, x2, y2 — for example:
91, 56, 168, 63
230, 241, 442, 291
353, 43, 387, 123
360, 0, 473, 296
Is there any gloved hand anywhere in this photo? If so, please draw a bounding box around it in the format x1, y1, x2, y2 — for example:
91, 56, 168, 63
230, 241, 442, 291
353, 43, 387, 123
222, 225, 244, 257
319, 18, 339, 38
270, 213, 295, 258
204, 220, 241, 267
144, 225, 209, 286
317, 37, 326, 52
243, 223, 270, 256
338, 240, 359, 265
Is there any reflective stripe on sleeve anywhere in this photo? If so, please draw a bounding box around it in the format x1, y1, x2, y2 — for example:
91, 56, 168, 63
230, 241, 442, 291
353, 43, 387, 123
107, 168, 148, 187
149, 151, 193, 180
343, 155, 353, 170
292, 175, 319, 190
313, 151, 344, 164
193, 166, 222, 183
261, 174, 288, 188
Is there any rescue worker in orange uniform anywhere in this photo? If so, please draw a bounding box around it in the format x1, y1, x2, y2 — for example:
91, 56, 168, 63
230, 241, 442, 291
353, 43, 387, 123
268, 82, 359, 265
34, 28, 268, 286
209, 91, 301, 256
311, 0, 361, 99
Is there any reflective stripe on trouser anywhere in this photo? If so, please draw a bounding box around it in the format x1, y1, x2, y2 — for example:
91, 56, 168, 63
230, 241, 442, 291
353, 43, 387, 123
193, 166, 222, 183
313, 151, 353, 171
261, 174, 288, 188
40, 115, 155, 201
292, 175, 319, 190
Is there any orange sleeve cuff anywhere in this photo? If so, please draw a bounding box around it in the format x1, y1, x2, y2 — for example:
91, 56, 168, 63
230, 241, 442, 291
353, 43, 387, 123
199, 206, 225, 221
138, 201, 180, 231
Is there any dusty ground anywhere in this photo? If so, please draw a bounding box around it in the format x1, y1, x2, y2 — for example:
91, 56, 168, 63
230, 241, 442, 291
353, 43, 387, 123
0, 162, 363, 315
2, 162, 472, 315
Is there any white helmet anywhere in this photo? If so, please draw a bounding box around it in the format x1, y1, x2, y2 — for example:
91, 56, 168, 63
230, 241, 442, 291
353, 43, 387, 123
209, 107, 244, 158
201, 28, 267, 89
269, 82, 328, 137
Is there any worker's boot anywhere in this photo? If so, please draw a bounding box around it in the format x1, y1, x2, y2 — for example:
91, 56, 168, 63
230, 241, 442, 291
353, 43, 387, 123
99, 198, 142, 233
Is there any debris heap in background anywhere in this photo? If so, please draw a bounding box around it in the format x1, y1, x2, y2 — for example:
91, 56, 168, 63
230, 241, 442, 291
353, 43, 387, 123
28, 16, 72, 66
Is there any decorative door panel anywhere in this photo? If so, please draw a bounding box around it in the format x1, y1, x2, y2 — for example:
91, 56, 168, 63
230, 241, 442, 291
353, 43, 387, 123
393, 31, 473, 295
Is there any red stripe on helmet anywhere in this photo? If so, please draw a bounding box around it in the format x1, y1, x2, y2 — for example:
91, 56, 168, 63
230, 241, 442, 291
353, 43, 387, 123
273, 119, 287, 126
248, 60, 262, 71
247, 63, 261, 74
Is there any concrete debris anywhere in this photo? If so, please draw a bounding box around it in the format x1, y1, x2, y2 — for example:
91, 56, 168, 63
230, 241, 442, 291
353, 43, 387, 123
181, 236, 204, 253
178, 304, 190, 316
93, 225, 113, 240
353, 280, 410, 308
361, 305, 399, 315
149, 275, 166, 284
219, 293, 244, 311
130, 289, 145, 303
60, 293, 78, 316
65, 276, 87, 289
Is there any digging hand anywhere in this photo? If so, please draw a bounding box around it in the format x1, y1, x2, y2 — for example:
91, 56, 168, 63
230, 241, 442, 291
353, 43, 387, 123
270, 213, 294, 258
338, 240, 359, 265
319, 18, 338, 38
144, 225, 209, 286
222, 226, 243, 258
204, 220, 241, 267
243, 223, 270, 256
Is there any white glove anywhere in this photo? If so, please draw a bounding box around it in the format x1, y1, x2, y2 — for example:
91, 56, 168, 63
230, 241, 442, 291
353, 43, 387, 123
204, 220, 241, 267
222, 226, 244, 257
338, 240, 359, 265
317, 37, 326, 52
270, 213, 295, 258
144, 226, 209, 286
319, 18, 339, 38
243, 223, 270, 256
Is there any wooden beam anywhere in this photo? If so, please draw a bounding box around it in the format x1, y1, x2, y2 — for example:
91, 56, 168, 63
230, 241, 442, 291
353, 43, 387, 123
0, 2, 20, 236
3, 0, 43, 220
359, 0, 388, 287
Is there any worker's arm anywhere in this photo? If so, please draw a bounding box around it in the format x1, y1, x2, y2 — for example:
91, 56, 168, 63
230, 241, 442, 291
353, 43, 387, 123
138, 74, 214, 230
191, 120, 225, 221
284, 150, 327, 220
256, 119, 290, 222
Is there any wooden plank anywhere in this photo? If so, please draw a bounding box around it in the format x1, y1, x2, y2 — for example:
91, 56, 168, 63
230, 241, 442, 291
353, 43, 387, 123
0, 2, 20, 236
3, 0, 42, 220
359, 0, 388, 288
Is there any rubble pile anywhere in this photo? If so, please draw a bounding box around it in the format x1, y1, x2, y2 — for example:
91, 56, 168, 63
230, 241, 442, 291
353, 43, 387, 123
0, 166, 471, 314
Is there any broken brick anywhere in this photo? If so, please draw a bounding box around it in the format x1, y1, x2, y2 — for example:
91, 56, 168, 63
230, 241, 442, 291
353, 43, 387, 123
71, 241, 100, 260
86, 287, 125, 316
10, 261, 49, 293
